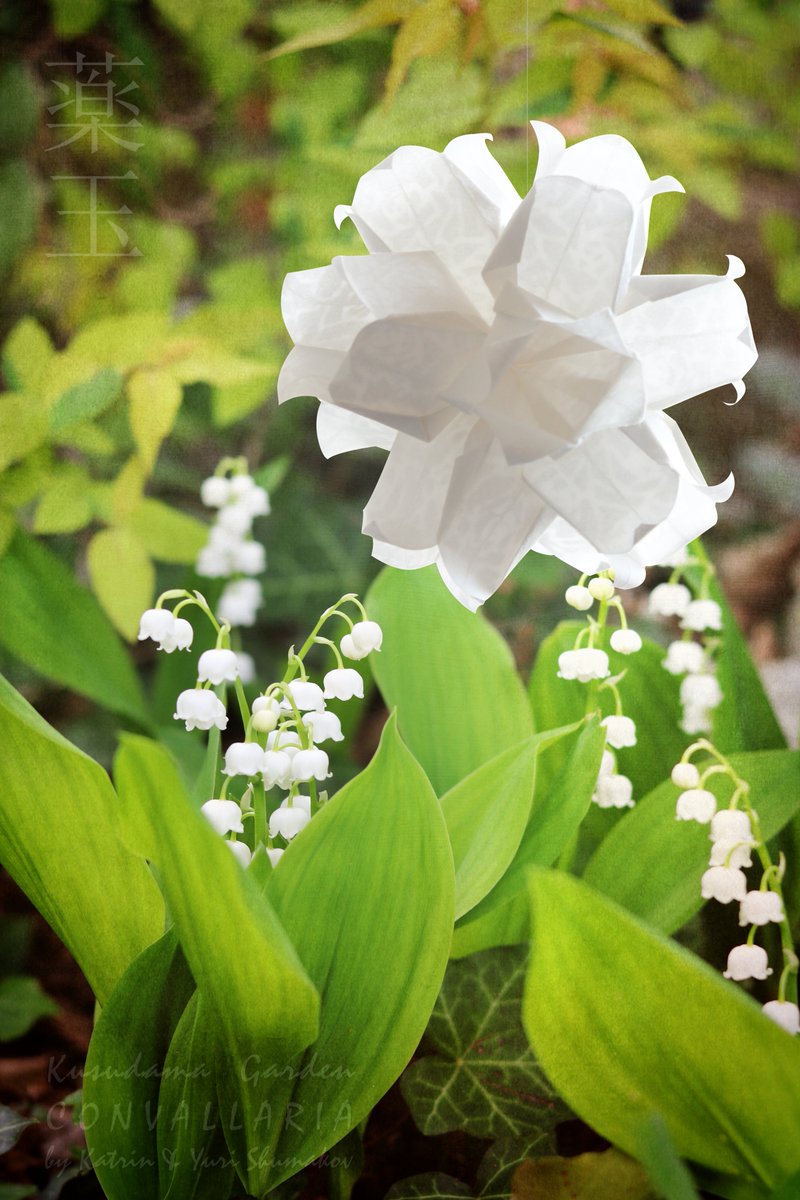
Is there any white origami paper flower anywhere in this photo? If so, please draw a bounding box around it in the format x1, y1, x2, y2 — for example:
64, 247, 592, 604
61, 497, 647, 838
279, 122, 757, 609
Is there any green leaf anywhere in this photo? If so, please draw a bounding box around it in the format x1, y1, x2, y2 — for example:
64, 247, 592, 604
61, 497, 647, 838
2, 318, 54, 393
0, 1104, 35, 1156
84, 933, 196, 1200
33, 469, 93, 534
529, 621, 687, 801
157, 991, 236, 1200
0, 391, 49, 472
477, 1134, 556, 1198
266, 0, 412, 58
634, 1114, 702, 1200
443, 723, 596, 921
0, 975, 57, 1041
771, 1170, 800, 1200
127, 368, 184, 469
402, 945, 567, 1140
386, 1177, 473, 1200
127, 498, 208, 564
0, 531, 148, 724
87, 526, 155, 641
583, 749, 800, 934
512, 1149, 659, 1199
367, 566, 533, 794
49, 367, 122, 435
219, 716, 454, 1193
113, 734, 320, 1167
0, 160, 38, 278
0, 676, 163, 1005
523, 870, 800, 1187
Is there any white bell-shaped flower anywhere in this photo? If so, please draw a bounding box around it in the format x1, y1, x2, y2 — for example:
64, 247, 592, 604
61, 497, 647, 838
664, 639, 706, 676
267, 729, 302, 753
681, 598, 723, 633
173, 689, 228, 731
292, 747, 330, 782
280, 679, 326, 712
671, 761, 700, 789
323, 668, 364, 701
700, 865, 747, 904
588, 576, 614, 601
200, 476, 233, 508
217, 579, 262, 627
609, 628, 641, 655
341, 633, 368, 661
159, 616, 194, 653
201, 798, 244, 836
557, 648, 610, 683
593, 773, 634, 809
138, 608, 176, 646
197, 545, 232, 578
711, 809, 753, 844
269, 806, 310, 841
302, 710, 344, 744
681, 673, 723, 710
762, 1000, 800, 1035
675, 787, 716, 824
235, 482, 270, 518
262, 749, 293, 789
236, 652, 256, 685
267, 846, 284, 866
217, 503, 254, 537
280, 793, 311, 816
739, 890, 785, 927
709, 838, 753, 869
227, 840, 252, 868
223, 741, 265, 777
723, 944, 772, 981
564, 585, 592, 611
648, 583, 691, 618
350, 619, 383, 655
680, 705, 713, 736
197, 648, 240, 686
230, 540, 266, 576
601, 715, 636, 749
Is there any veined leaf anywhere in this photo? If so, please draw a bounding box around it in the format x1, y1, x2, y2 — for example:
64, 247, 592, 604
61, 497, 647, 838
87, 526, 155, 641
367, 566, 532, 794
0, 676, 162, 1004
523, 870, 800, 1187
127, 368, 183, 470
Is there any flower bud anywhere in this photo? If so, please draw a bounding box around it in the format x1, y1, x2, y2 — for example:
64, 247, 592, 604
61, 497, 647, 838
739, 890, 785, 927
174, 689, 228, 732
681, 598, 723, 633
201, 799, 244, 836
723, 944, 772, 981
588, 576, 614, 601
609, 628, 641, 655
671, 762, 700, 789
564, 585, 593, 611
198, 648, 240, 686
252, 708, 278, 734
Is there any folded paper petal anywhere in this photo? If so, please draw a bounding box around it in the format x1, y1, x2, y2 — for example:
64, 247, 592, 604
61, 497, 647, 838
280, 121, 757, 607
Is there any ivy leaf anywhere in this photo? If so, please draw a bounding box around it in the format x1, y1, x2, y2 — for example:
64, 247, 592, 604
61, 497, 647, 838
401, 946, 568, 1140
0, 975, 58, 1041
386, 1176, 474, 1200
0, 1103, 35, 1156
476, 1133, 556, 1197
512, 1148, 659, 1199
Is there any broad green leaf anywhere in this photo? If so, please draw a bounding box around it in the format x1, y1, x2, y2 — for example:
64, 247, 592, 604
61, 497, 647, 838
68, 312, 172, 368
0, 509, 16, 558
157, 992, 236, 1200
367, 566, 533, 794
512, 1149, 658, 1199
634, 1114, 702, 1200
686, 551, 786, 753
0, 976, 57, 1041
113, 735, 320, 1158
443, 722, 598, 921
127, 498, 208, 564
771, 1170, 800, 1200
228, 716, 453, 1195
402, 945, 567, 1140
523, 870, 800, 1187
2, 317, 53, 392
0, 391, 48, 472
266, 0, 412, 58
127, 368, 184, 469
454, 719, 605, 944
87, 526, 155, 640
84, 933, 195, 1200
450, 892, 530, 959
33, 469, 93, 534
0, 531, 148, 723
529, 621, 687, 801
583, 749, 800, 934
49, 367, 122, 434
0, 676, 162, 1004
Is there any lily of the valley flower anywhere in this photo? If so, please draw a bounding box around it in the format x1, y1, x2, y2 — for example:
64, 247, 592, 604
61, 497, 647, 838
279, 122, 755, 609
664, 640, 706, 676
648, 582, 692, 619
174, 689, 228, 732
198, 648, 240, 686
601, 714, 636, 749
724, 944, 772, 981
609, 628, 641, 655
740, 890, 786, 927
323, 668, 364, 701
217, 578, 262, 627
675, 787, 716, 824
291, 747, 330, 783
138, 608, 193, 653
762, 1000, 800, 1035
700, 865, 748, 904
557, 647, 610, 682
223, 742, 265, 778
269, 806, 310, 841
681, 598, 723, 633
201, 798, 244, 836
302, 710, 345, 743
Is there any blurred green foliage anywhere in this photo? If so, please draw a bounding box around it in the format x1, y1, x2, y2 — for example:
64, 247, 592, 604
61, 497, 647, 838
0, 0, 797, 716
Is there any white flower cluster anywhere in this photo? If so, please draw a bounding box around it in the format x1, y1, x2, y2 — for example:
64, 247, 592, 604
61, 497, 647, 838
197, 466, 270, 629
561, 573, 642, 810
673, 744, 799, 1035
648, 554, 724, 735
